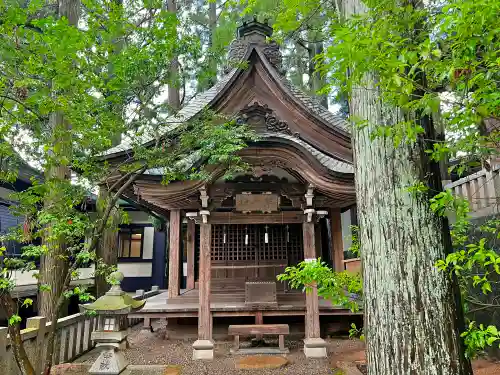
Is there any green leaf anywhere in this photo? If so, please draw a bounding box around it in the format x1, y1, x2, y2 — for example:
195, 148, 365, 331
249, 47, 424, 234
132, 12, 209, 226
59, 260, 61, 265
482, 282, 492, 294
21, 298, 33, 308
9, 314, 22, 326
487, 337, 498, 346
39, 284, 51, 292
487, 326, 498, 336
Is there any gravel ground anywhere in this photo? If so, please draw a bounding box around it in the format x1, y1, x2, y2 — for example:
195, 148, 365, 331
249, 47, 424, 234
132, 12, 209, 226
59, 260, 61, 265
78, 322, 364, 375
75, 322, 500, 375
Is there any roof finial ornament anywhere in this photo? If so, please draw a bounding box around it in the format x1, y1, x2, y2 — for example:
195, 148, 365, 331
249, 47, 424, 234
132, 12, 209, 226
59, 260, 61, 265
226, 16, 283, 74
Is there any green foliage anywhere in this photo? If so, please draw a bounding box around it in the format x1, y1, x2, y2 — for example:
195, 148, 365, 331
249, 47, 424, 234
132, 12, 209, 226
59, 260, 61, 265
347, 225, 360, 257
21, 298, 33, 308
8, 314, 22, 326
461, 322, 500, 358
250, 0, 499, 165
0, 8, 253, 371
349, 323, 365, 341
432, 191, 500, 357
253, 0, 499, 360
278, 259, 362, 312
39, 284, 51, 293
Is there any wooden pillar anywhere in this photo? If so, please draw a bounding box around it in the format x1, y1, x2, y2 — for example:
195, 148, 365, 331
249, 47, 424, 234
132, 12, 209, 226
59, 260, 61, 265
198, 222, 212, 340
330, 208, 344, 272
314, 221, 322, 258
186, 219, 196, 290
303, 221, 320, 339
168, 209, 181, 299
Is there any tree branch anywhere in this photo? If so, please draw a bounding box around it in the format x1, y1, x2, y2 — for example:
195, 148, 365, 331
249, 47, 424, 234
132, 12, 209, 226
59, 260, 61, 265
0, 292, 35, 375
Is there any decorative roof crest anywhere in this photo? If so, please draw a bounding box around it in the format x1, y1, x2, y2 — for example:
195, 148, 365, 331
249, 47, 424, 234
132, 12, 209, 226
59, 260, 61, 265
226, 17, 283, 73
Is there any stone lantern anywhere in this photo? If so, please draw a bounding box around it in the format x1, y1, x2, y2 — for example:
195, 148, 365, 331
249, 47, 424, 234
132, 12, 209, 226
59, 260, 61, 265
80, 271, 145, 375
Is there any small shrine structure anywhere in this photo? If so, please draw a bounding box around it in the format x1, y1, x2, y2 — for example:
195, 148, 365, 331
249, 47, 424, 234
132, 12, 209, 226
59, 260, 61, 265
101, 18, 356, 358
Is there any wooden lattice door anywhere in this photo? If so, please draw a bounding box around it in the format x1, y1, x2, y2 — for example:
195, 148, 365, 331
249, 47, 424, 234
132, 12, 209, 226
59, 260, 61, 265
210, 224, 303, 281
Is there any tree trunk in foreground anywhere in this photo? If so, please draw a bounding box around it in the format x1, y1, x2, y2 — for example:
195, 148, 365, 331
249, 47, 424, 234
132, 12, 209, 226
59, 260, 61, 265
38, 112, 71, 321
344, 1, 472, 374
167, 0, 180, 110
38, 0, 80, 321
95, 186, 120, 297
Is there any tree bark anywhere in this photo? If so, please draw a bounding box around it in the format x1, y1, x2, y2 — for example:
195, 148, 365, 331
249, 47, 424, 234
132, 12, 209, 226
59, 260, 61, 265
207, 0, 217, 87
307, 35, 327, 108
38, 0, 81, 322
290, 40, 305, 89
95, 185, 120, 297
38, 115, 71, 321
167, 0, 181, 110
343, 0, 472, 373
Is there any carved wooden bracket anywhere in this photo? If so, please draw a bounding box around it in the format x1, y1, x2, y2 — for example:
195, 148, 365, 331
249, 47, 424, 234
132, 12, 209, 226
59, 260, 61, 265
305, 184, 314, 207
200, 186, 209, 208
236, 102, 300, 138
265, 112, 300, 138
186, 212, 198, 221
316, 210, 329, 223
304, 208, 315, 223
199, 210, 210, 224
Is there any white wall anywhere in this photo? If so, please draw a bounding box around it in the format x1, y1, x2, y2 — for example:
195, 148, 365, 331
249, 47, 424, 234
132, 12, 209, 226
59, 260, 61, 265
142, 227, 154, 259
11, 262, 153, 287
341, 209, 353, 252
117, 262, 152, 277
11, 266, 95, 286
127, 211, 153, 224
0, 186, 16, 201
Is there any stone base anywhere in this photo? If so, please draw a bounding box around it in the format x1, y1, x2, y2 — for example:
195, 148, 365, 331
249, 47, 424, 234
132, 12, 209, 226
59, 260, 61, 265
230, 347, 289, 355
236, 356, 288, 370
89, 348, 128, 375
192, 339, 214, 360
303, 338, 327, 358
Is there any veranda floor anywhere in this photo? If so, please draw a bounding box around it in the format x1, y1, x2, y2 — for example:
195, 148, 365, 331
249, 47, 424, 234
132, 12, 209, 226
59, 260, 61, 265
129, 288, 360, 319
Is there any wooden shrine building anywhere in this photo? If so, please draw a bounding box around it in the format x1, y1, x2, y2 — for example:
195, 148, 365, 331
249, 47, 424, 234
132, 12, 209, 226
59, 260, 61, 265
101, 19, 356, 358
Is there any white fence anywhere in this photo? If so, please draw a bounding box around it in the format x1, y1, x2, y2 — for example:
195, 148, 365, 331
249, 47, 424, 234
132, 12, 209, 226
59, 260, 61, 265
0, 286, 159, 374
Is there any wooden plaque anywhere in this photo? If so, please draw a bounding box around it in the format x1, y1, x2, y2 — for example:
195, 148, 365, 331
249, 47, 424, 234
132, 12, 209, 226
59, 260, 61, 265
235, 193, 279, 213
245, 281, 278, 307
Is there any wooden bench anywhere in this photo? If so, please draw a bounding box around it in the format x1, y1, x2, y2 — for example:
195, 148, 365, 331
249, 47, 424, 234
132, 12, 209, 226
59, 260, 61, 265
228, 324, 290, 353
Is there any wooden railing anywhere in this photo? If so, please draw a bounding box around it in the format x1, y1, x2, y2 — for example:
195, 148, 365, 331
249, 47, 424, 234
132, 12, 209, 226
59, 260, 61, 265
444, 164, 500, 217
0, 286, 160, 373
344, 258, 361, 273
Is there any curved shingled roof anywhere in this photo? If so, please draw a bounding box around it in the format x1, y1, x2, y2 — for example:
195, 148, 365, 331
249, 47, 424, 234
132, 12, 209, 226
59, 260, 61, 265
101, 35, 352, 176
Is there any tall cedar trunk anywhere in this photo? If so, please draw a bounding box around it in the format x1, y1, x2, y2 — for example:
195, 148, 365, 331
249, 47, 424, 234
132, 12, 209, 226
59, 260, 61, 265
307, 41, 327, 108
207, 0, 217, 87
344, 1, 472, 374
38, 0, 80, 321
38, 113, 71, 320
167, 0, 180, 110
290, 40, 305, 89
95, 186, 120, 297
96, 0, 124, 297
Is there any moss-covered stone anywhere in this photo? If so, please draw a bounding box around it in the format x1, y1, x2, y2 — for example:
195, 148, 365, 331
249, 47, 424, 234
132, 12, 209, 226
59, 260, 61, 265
83, 293, 145, 312
236, 356, 288, 370
80, 271, 145, 313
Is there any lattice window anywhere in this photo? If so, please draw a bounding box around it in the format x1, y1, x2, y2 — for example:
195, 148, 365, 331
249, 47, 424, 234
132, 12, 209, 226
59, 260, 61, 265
287, 224, 303, 264
210, 224, 303, 263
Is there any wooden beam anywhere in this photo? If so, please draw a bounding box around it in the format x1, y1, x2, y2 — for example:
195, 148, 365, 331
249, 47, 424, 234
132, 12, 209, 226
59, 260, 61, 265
186, 219, 196, 290
198, 222, 212, 340
330, 208, 345, 272
208, 211, 304, 224
168, 209, 181, 299
303, 221, 321, 339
